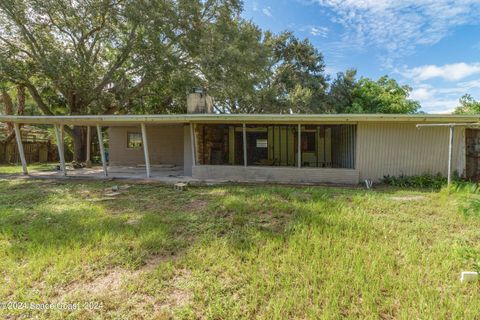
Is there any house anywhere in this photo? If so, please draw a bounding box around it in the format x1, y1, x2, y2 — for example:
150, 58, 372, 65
1, 112, 480, 184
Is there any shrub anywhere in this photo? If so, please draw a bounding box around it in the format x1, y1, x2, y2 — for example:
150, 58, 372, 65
382, 173, 447, 189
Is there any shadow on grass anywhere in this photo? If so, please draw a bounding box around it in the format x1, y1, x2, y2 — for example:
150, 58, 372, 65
0, 180, 370, 269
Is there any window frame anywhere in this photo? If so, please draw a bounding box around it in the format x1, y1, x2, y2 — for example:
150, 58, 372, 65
127, 132, 143, 149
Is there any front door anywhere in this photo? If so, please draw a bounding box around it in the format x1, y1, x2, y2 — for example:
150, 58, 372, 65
465, 129, 480, 180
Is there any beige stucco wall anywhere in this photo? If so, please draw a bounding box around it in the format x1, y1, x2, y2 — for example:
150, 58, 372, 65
109, 125, 184, 166
356, 122, 465, 181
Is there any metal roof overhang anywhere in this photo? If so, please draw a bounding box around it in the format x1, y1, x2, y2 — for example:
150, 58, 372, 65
1, 114, 480, 126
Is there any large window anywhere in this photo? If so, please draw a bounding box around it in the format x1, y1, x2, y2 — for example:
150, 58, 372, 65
194, 124, 356, 169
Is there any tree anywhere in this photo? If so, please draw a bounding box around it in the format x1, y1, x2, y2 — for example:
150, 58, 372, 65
331, 75, 420, 114
196, 17, 271, 114
327, 69, 357, 113
0, 81, 27, 143
0, 0, 242, 161
454, 94, 480, 114
259, 32, 328, 114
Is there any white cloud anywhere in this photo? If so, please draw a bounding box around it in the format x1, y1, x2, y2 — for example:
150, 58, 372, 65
410, 87, 433, 101
419, 98, 459, 114
300, 25, 329, 37
406, 82, 480, 113
310, 0, 480, 59
409, 84, 458, 113
262, 7, 272, 17
309, 26, 329, 37
401, 62, 480, 82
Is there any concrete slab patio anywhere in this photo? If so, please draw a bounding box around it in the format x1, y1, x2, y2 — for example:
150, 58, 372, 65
5, 165, 202, 184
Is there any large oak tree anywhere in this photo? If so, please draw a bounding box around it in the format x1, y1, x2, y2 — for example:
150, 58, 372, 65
0, 0, 241, 160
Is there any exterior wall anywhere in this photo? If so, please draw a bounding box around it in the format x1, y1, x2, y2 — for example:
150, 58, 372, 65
192, 165, 359, 184
356, 122, 465, 181
109, 125, 184, 166
108, 121, 467, 184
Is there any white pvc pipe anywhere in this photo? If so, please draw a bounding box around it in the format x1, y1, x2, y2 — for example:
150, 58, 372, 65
96, 124, 108, 177
54, 124, 66, 176
297, 124, 301, 168
13, 123, 28, 175
141, 123, 151, 178
448, 126, 454, 185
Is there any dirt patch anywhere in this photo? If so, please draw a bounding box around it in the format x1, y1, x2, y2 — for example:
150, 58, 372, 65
62, 268, 127, 297
156, 269, 193, 312
390, 195, 426, 201
183, 199, 209, 211
62, 254, 175, 298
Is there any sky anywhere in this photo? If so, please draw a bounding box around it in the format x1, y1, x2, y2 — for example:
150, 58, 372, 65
242, 0, 480, 114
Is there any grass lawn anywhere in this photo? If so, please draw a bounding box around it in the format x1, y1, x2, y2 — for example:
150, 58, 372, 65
0, 177, 479, 319
0, 163, 57, 174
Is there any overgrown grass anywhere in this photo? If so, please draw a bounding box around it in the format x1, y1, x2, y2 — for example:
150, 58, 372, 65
0, 177, 479, 319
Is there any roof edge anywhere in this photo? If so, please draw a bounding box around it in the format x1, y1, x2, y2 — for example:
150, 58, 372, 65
0, 113, 479, 125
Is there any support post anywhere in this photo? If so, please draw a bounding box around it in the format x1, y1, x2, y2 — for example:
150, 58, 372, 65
86, 126, 92, 167
96, 124, 108, 177
243, 123, 247, 167
190, 123, 196, 166
54, 124, 66, 176
448, 125, 454, 185
141, 123, 151, 178
297, 124, 301, 168
13, 123, 28, 175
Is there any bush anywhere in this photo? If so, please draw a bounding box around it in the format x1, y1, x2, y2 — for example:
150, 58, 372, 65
382, 173, 447, 189
452, 181, 480, 217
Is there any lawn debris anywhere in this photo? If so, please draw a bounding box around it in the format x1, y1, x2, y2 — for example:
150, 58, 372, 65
460, 271, 479, 283
174, 182, 188, 191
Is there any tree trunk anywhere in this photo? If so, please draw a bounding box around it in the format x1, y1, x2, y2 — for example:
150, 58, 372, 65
73, 126, 86, 162
17, 85, 25, 115
1, 88, 14, 133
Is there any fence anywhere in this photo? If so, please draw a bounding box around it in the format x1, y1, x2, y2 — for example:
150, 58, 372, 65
0, 141, 58, 164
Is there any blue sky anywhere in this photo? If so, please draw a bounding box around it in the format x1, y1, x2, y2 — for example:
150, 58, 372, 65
242, 0, 480, 113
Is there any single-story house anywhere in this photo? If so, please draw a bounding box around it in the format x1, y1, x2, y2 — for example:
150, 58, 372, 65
1, 112, 480, 184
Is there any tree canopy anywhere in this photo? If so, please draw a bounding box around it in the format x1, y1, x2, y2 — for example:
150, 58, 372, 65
0, 0, 422, 160
453, 94, 480, 114
327, 71, 420, 114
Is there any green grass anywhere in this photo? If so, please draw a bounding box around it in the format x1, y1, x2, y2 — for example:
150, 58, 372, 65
0, 177, 479, 319
0, 163, 57, 174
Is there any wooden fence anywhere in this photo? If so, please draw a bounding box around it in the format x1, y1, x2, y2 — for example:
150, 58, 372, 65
0, 141, 58, 164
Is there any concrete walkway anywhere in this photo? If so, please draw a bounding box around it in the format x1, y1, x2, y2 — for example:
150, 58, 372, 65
8, 165, 201, 184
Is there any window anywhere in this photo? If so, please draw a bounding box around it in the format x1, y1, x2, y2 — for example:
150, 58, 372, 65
301, 132, 316, 152
256, 139, 268, 148
127, 132, 142, 148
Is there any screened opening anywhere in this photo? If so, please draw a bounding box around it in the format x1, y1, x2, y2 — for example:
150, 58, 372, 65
194, 124, 356, 169
245, 125, 297, 166
195, 124, 244, 165
301, 125, 356, 169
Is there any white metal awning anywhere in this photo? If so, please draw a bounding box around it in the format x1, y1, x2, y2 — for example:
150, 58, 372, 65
1, 114, 480, 126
